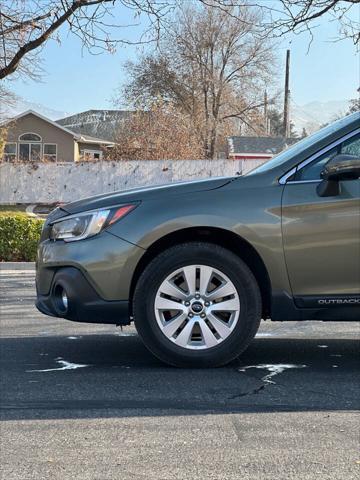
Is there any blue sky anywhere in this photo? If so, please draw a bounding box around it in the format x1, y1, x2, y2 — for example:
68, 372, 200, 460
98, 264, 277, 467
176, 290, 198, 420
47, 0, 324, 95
5, 2, 360, 115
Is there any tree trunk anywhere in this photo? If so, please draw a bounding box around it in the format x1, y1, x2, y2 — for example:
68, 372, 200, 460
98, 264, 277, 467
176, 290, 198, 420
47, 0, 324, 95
209, 127, 217, 160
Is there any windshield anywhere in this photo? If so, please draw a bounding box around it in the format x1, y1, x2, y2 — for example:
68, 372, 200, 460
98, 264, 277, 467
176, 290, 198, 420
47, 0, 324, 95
245, 113, 358, 176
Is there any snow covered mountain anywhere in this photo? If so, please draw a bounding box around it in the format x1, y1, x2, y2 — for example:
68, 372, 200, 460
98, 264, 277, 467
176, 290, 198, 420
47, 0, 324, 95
57, 109, 134, 141
1, 97, 69, 121
291, 100, 350, 134
2, 96, 353, 137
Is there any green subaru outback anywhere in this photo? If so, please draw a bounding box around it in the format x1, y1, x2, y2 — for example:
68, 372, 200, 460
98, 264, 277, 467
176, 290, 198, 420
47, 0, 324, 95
36, 112, 360, 367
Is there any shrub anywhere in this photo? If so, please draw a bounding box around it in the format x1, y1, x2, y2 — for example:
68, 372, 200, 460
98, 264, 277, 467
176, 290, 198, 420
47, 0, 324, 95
0, 215, 44, 261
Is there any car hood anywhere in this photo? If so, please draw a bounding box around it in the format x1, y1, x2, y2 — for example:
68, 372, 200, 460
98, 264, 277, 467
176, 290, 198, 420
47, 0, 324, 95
62, 176, 235, 214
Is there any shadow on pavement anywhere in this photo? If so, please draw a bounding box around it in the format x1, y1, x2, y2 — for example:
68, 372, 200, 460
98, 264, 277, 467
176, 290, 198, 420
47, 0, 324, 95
1, 335, 359, 420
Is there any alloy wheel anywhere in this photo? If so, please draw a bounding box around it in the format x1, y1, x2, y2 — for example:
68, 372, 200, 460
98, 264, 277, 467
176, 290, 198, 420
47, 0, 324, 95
154, 265, 240, 350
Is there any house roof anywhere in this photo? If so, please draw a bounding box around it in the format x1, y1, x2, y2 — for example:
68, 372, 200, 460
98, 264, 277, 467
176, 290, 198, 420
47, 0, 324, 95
57, 109, 134, 142
2, 110, 114, 145
77, 133, 115, 146
1, 109, 78, 137
228, 136, 298, 155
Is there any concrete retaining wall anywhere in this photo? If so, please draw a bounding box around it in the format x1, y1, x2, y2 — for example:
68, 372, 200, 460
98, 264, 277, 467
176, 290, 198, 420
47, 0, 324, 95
0, 158, 265, 203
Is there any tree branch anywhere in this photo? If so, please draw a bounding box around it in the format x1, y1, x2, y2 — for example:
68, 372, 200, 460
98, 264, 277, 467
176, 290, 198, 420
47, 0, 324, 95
0, 0, 115, 79
0, 11, 53, 35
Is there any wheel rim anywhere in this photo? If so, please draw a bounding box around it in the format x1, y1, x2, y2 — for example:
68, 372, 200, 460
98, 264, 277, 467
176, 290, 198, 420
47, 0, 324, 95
154, 265, 240, 350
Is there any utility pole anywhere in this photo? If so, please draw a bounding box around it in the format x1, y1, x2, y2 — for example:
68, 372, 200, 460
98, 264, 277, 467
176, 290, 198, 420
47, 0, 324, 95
283, 49, 290, 138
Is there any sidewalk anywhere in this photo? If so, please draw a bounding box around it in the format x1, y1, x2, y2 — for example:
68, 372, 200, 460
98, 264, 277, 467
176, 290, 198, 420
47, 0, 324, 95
0, 262, 35, 270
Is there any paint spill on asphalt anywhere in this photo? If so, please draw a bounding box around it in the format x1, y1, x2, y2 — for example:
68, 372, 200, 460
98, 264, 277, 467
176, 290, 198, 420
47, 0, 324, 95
27, 357, 90, 372
238, 364, 307, 385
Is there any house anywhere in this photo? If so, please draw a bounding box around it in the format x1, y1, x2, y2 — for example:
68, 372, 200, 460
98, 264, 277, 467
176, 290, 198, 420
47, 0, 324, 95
227, 136, 298, 161
1, 110, 115, 162
57, 109, 134, 143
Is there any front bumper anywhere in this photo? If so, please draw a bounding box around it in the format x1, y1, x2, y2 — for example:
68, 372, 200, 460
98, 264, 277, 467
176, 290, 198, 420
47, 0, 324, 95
36, 230, 146, 325
36, 266, 130, 325
36, 232, 145, 300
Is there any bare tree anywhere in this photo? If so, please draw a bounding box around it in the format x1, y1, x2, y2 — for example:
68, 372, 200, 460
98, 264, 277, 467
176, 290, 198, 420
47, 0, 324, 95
109, 101, 204, 160
260, 0, 360, 46
0, 83, 17, 116
0, 0, 166, 80
347, 96, 360, 114
122, 4, 275, 158
0, 0, 250, 81
0, 0, 357, 83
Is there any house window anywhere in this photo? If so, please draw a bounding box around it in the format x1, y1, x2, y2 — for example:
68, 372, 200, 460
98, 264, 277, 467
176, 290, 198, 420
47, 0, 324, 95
19, 143, 41, 161
18, 132, 42, 161
82, 149, 103, 161
19, 133, 42, 142
3, 143, 17, 161
43, 144, 57, 162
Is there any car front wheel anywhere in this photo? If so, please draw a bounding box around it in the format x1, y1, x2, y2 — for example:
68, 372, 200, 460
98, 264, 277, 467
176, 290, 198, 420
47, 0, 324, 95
133, 242, 261, 367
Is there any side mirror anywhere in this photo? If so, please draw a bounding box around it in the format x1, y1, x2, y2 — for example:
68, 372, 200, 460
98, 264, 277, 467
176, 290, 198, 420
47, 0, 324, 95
317, 154, 360, 197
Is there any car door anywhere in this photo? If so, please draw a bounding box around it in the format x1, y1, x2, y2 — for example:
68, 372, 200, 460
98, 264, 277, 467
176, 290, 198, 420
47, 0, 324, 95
281, 130, 360, 305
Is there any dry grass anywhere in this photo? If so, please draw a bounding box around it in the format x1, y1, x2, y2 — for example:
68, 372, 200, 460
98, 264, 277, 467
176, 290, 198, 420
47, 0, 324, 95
0, 205, 28, 217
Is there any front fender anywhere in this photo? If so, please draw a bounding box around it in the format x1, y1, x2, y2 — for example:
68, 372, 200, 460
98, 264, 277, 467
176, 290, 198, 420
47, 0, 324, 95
108, 184, 290, 294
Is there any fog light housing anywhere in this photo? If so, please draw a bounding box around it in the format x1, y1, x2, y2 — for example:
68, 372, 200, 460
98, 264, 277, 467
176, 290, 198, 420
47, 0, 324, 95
53, 284, 69, 314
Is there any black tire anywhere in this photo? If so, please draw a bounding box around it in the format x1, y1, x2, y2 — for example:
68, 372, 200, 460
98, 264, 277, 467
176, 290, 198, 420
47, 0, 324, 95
133, 242, 261, 367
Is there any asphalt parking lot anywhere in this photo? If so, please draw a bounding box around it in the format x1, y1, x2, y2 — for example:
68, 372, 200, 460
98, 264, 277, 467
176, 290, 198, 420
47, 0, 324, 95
0, 266, 359, 480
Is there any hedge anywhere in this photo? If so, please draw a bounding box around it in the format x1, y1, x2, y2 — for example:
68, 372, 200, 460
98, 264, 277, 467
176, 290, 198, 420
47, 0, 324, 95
0, 215, 44, 261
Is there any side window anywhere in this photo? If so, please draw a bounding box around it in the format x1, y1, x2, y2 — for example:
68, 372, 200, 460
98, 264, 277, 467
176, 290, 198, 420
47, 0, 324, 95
341, 133, 360, 156
295, 132, 360, 181
295, 147, 338, 181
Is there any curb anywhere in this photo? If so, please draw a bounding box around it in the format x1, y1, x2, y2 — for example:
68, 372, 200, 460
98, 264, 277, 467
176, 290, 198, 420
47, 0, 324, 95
0, 262, 35, 270
25, 204, 37, 217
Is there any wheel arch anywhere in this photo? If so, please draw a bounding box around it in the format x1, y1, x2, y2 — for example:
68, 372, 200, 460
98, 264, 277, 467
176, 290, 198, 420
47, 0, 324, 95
129, 227, 272, 319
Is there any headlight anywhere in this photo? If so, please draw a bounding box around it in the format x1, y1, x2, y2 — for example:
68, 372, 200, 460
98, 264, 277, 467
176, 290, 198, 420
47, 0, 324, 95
50, 205, 136, 242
